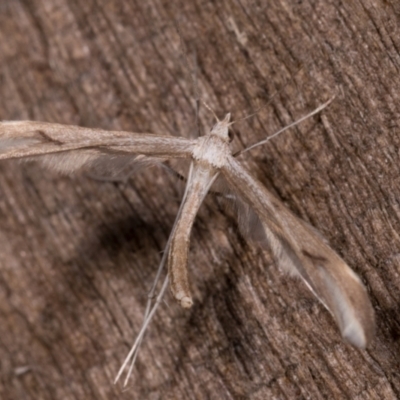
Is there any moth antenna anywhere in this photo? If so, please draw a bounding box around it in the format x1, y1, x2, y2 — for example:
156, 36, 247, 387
202, 101, 219, 122
228, 65, 306, 129
192, 49, 201, 138
237, 95, 335, 156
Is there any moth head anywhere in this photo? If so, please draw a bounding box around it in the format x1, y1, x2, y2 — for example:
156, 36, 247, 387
209, 113, 232, 142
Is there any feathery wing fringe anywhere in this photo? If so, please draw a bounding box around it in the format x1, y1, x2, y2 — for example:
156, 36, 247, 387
222, 157, 375, 348
0, 114, 375, 387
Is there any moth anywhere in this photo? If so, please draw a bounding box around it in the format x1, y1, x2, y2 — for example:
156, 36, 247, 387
0, 99, 375, 386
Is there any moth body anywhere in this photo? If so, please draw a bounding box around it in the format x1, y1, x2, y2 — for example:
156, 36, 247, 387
0, 104, 376, 386
192, 113, 232, 168
171, 113, 234, 306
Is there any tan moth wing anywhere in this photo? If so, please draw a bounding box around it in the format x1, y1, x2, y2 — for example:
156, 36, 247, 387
222, 157, 375, 348
0, 111, 376, 389
0, 121, 195, 173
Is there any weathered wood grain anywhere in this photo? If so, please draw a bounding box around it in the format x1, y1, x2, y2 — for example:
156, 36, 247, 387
0, 0, 399, 398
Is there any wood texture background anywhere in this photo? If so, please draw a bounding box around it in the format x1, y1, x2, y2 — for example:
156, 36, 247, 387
0, 0, 399, 399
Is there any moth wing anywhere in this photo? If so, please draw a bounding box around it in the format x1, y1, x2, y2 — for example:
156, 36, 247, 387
0, 121, 195, 174
222, 157, 375, 348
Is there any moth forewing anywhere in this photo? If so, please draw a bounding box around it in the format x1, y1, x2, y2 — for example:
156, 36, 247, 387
222, 157, 375, 348
0, 121, 196, 162
0, 104, 375, 388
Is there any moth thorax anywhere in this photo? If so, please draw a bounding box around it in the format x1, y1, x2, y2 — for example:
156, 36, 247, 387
192, 135, 230, 168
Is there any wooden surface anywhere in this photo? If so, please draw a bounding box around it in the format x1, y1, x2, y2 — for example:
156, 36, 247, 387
0, 0, 399, 399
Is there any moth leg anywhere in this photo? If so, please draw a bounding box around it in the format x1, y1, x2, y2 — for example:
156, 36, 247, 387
168, 162, 217, 308
115, 164, 196, 386
114, 275, 170, 386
